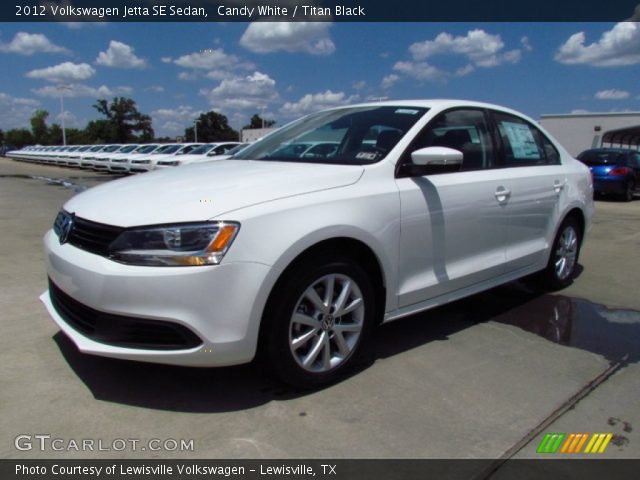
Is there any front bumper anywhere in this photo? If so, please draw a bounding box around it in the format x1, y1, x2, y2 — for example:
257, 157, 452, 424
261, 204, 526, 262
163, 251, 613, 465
42, 229, 272, 367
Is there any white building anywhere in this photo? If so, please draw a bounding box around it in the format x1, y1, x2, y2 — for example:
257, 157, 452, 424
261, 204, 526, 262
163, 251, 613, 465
240, 127, 277, 143
540, 112, 640, 157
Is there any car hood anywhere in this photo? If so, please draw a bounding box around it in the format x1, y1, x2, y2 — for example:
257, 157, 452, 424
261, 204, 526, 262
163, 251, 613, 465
64, 160, 364, 227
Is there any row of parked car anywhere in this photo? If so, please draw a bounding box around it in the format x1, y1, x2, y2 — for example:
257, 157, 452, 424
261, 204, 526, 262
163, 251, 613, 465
5, 142, 247, 173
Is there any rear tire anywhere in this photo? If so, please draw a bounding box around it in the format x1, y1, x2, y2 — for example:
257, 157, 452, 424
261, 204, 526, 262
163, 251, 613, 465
534, 217, 581, 291
621, 180, 635, 202
263, 254, 375, 388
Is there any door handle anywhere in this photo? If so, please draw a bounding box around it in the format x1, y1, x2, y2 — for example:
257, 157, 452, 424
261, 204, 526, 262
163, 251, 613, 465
494, 187, 511, 202
553, 180, 565, 194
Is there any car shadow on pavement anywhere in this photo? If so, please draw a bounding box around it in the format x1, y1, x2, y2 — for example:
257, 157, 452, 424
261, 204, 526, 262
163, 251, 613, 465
53, 272, 640, 413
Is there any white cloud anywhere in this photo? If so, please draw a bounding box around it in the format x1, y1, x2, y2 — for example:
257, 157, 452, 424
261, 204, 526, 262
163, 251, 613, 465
0, 32, 70, 55
151, 105, 203, 136
161, 56, 173, 63
381, 74, 400, 89
0, 92, 40, 129
352, 80, 367, 90
200, 71, 279, 110
594, 89, 630, 100
454, 64, 475, 77
555, 22, 640, 67
178, 72, 197, 81
393, 61, 447, 82
205, 70, 235, 81
26, 62, 96, 83
521, 36, 533, 52
96, 40, 146, 69
145, 85, 165, 93
173, 48, 250, 70
409, 29, 521, 68
33, 83, 133, 98
281, 90, 359, 116
60, 22, 106, 30
240, 22, 335, 55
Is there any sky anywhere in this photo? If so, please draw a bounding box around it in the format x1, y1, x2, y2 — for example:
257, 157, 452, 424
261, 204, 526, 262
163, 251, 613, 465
0, 21, 639, 138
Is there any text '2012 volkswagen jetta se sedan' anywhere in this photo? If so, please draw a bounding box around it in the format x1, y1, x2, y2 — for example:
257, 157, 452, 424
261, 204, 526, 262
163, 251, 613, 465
41, 100, 594, 386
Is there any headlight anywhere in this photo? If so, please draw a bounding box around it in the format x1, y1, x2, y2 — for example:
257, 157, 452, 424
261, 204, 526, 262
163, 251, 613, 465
108, 222, 239, 266
160, 161, 180, 166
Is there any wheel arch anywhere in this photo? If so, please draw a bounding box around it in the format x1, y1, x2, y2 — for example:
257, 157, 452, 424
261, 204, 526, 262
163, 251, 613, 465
256, 236, 388, 360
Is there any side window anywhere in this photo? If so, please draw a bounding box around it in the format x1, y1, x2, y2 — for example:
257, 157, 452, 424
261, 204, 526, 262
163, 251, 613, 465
493, 112, 560, 166
632, 153, 640, 168
402, 109, 495, 171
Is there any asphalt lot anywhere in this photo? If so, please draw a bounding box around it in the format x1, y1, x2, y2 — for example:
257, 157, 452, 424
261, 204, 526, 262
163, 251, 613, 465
0, 157, 638, 461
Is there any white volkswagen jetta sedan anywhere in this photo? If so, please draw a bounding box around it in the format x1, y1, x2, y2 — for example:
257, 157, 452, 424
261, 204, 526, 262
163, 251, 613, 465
41, 100, 593, 386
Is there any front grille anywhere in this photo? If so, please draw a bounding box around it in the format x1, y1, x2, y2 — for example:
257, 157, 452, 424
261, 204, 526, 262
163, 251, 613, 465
67, 215, 123, 256
49, 279, 203, 350
54, 211, 124, 256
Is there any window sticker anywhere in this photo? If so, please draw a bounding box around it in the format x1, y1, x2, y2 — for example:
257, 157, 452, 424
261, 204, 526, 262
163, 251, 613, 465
501, 121, 540, 159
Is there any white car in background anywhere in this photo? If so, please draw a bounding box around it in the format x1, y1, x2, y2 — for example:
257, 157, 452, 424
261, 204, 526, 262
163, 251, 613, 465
98, 144, 139, 173
108, 144, 162, 173
193, 143, 250, 164
42, 100, 593, 387
129, 143, 202, 173
91, 145, 126, 171
155, 142, 242, 169
79, 145, 109, 169
66, 146, 93, 167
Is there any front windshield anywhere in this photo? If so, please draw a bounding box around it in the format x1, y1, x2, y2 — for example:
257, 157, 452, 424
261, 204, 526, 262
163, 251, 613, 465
90, 145, 104, 152
186, 144, 214, 155
233, 106, 429, 165
153, 144, 181, 154
134, 144, 158, 153
117, 145, 139, 153
102, 145, 121, 153
153, 144, 180, 155
225, 143, 249, 156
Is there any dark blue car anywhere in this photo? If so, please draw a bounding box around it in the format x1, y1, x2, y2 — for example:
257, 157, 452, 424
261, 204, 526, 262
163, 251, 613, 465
577, 148, 640, 202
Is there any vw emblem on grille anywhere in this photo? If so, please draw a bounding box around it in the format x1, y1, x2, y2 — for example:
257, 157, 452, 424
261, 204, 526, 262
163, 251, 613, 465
59, 213, 75, 245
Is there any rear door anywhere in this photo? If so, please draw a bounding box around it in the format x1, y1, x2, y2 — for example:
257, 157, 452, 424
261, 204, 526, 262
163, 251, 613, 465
489, 110, 566, 273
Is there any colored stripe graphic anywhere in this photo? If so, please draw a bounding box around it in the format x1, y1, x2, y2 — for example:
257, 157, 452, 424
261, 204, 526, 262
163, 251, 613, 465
584, 433, 613, 454
539, 433, 614, 454
537, 433, 566, 453
560, 433, 589, 453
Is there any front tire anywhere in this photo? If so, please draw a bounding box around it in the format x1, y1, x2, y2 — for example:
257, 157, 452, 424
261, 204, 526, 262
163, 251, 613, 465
264, 255, 375, 388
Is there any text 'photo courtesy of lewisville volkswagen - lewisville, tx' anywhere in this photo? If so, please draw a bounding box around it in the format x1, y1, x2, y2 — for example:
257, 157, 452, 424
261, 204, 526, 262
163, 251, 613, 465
1, 1, 640, 479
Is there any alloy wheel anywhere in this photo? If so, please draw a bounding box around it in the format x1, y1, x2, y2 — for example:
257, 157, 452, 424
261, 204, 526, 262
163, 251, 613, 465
288, 274, 365, 373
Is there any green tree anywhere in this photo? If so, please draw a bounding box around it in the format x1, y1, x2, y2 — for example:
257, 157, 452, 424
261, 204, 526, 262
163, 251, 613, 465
30, 109, 50, 144
0, 129, 4, 144
93, 97, 154, 143
184, 111, 238, 142
243, 113, 275, 130
65, 128, 89, 145
5, 129, 34, 148
84, 119, 118, 144
46, 124, 63, 145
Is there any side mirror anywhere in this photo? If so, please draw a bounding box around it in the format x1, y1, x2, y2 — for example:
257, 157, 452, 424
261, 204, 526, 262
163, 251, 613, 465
399, 146, 463, 177
411, 146, 463, 166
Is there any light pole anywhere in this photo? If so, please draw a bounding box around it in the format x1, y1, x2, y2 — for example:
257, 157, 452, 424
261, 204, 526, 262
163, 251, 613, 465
56, 85, 72, 145
193, 119, 199, 143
